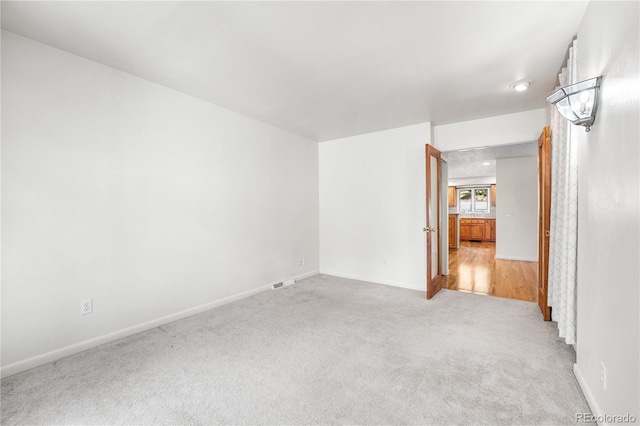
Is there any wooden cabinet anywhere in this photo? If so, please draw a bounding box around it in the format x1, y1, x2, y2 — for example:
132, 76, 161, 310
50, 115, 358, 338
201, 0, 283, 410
490, 184, 496, 206
460, 218, 496, 242
448, 215, 457, 248
470, 220, 485, 240
448, 186, 457, 207
459, 222, 470, 240
460, 219, 484, 241
485, 219, 496, 242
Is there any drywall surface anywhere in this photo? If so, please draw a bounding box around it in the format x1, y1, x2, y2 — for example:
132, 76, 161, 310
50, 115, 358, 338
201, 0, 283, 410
433, 109, 546, 151
1, 31, 319, 373
319, 123, 430, 291
495, 157, 538, 261
574, 1, 639, 420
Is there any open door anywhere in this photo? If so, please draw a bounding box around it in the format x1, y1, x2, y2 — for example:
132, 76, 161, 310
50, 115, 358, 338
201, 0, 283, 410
538, 127, 552, 320
425, 144, 443, 299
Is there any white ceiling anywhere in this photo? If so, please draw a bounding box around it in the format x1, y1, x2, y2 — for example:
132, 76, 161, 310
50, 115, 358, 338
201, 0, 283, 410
1, 1, 588, 142
444, 142, 538, 179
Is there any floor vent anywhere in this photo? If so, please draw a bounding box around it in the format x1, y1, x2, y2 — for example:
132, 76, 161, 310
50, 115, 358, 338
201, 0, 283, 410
272, 278, 295, 290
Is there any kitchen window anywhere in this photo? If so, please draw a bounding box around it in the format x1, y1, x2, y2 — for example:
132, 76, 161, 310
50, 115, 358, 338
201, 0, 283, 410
458, 187, 491, 213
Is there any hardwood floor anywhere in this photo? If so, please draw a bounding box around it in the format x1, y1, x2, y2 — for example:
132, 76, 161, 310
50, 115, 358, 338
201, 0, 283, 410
443, 241, 538, 302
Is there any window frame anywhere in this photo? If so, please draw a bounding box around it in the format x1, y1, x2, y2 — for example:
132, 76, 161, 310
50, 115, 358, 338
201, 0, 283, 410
457, 186, 491, 214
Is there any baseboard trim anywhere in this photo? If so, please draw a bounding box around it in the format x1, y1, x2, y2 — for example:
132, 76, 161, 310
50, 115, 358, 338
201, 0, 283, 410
494, 255, 538, 262
573, 363, 603, 424
319, 270, 424, 292
293, 270, 320, 281
1, 270, 319, 379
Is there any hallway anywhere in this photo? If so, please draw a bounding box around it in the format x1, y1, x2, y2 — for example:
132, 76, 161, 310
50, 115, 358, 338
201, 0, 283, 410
443, 242, 538, 302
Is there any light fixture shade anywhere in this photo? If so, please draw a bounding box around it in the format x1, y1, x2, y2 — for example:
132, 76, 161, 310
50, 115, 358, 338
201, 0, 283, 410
546, 76, 602, 131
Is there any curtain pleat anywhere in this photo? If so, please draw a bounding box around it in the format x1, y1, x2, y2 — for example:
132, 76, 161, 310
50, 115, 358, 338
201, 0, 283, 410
548, 40, 579, 344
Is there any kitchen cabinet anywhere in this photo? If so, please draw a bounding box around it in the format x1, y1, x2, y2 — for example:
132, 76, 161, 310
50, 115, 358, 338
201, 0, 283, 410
485, 219, 496, 242
448, 214, 457, 248
459, 221, 470, 240
491, 184, 496, 206
460, 219, 485, 241
460, 218, 496, 242
448, 186, 456, 207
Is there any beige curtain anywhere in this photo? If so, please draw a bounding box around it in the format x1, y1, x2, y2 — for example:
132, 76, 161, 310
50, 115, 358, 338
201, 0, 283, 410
548, 39, 579, 345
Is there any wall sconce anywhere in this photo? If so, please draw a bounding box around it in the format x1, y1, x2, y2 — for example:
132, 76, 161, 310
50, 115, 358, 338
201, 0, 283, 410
546, 76, 602, 132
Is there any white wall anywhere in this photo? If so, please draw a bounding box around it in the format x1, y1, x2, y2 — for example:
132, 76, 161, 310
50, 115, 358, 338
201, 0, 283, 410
1, 31, 319, 375
433, 109, 546, 151
495, 157, 538, 261
319, 123, 430, 291
573, 1, 639, 421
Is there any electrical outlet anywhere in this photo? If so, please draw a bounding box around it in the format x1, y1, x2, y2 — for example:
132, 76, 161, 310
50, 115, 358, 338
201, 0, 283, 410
298, 258, 305, 266
600, 362, 606, 390
80, 299, 93, 315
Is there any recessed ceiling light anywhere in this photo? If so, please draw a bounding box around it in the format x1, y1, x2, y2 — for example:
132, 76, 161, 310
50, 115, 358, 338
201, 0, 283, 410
510, 80, 532, 91
482, 162, 491, 166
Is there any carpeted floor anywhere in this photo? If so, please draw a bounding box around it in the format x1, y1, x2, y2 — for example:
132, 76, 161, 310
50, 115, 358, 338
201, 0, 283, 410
1, 274, 590, 425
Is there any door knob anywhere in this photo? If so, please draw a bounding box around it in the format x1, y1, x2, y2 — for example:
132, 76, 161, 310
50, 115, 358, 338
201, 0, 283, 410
423, 227, 436, 232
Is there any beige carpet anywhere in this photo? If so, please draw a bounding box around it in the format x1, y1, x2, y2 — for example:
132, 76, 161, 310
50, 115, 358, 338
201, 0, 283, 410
1, 274, 590, 425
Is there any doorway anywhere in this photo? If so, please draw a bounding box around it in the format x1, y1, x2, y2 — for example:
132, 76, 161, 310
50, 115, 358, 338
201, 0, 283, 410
440, 142, 539, 302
